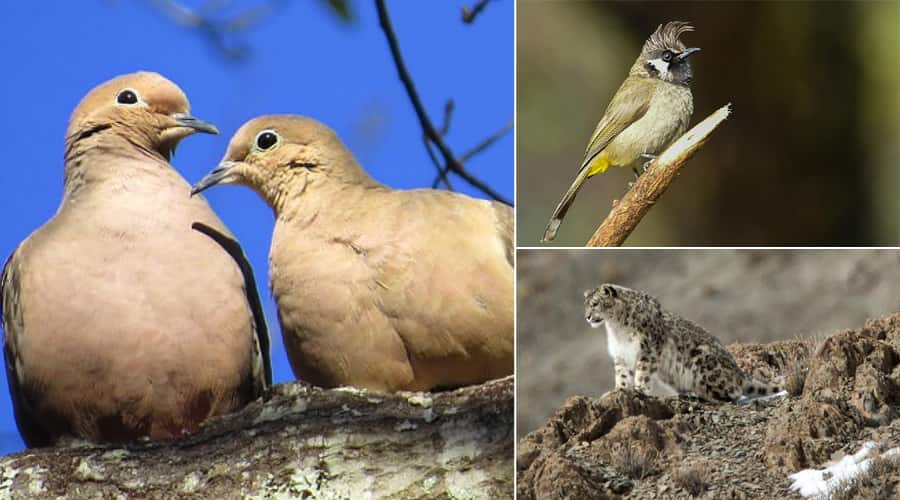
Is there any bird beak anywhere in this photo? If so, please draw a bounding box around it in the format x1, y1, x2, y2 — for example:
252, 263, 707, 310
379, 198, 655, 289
171, 113, 219, 135
191, 161, 239, 196
677, 47, 701, 61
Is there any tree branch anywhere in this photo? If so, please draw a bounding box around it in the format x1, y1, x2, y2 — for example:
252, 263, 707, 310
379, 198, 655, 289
462, 0, 494, 24
375, 0, 512, 206
459, 118, 514, 164
586, 104, 733, 247
429, 100, 456, 189
0, 377, 514, 497
432, 118, 512, 189
144, 0, 286, 62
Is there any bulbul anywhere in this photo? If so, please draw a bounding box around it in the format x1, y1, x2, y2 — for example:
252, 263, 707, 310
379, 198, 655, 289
542, 21, 700, 242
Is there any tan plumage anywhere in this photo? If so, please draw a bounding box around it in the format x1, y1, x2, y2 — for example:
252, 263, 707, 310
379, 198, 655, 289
1, 72, 270, 447
192, 115, 513, 392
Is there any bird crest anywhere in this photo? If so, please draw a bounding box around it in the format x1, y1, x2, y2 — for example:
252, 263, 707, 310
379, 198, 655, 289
643, 21, 693, 53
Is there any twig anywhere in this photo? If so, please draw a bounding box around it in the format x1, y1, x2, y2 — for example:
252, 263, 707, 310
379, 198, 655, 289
145, 0, 284, 61
459, 119, 514, 164
426, 120, 513, 189
586, 104, 733, 247
429, 100, 456, 189
426, 139, 455, 190
375, 0, 512, 205
462, 0, 493, 24
438, 99, 455, 136
432, 118, 513, 188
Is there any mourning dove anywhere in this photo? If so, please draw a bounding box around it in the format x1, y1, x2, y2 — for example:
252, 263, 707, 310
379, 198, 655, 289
0, 72, 271, 447
191, 115, 513, 392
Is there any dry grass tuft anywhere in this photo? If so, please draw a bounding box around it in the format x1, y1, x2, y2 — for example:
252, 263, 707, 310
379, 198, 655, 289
672, 463, 709, 497
609, 445, 659, 480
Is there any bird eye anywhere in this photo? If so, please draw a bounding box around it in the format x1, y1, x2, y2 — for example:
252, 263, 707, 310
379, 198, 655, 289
255, 130, 279, 150
662, 50, 674, 62
116, 89, 139, 105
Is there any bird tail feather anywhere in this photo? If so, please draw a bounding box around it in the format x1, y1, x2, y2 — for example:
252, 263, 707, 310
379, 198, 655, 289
542, 166, 591, 242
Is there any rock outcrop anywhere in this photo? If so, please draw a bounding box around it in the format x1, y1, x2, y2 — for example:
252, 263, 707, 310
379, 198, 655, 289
517, 314, 900, 499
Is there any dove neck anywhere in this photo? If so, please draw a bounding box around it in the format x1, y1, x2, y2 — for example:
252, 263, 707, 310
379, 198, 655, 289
269, 167, 388, 231
62, 136, 180, 199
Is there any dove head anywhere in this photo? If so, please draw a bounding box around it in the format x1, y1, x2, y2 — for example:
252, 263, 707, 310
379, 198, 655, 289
191, 115, 374, 212
65, 71, 218, 162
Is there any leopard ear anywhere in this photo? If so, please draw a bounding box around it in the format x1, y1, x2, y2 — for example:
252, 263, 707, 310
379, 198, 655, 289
602, 284, 618, 298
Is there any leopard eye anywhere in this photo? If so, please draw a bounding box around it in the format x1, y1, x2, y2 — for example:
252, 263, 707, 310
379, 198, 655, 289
255, 130, 279, 151
116, 89, 140, 105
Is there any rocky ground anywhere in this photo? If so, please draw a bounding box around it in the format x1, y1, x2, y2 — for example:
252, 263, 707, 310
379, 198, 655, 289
517, 250, 900, 441
516, 313, 900, 499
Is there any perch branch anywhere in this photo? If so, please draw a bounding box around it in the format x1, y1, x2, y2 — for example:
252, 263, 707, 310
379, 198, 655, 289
586, 103, 732, 247
375, 0, 512, 205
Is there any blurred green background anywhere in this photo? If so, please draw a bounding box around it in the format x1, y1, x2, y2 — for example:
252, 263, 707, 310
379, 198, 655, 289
517, 0, 900, 246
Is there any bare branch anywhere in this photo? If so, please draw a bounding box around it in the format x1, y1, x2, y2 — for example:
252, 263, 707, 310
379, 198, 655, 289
144, 0, 286, 62
438, 99, 455, 137
426, 139, 455, 190
459, 119, 514, 164
586, 104, 733, 247
429, 100, 456, 189
375, 0, 512, 206
462, 0, 494, 24
432, 118, 513, 188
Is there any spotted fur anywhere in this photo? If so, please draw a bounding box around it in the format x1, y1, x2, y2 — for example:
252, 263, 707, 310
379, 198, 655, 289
584, 284, 782, 403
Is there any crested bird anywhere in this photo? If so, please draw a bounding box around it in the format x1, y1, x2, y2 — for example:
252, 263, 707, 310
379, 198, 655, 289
542, 21, 700, 243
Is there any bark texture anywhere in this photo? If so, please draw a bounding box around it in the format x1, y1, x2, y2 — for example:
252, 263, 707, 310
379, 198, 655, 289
0, 376, 513, 498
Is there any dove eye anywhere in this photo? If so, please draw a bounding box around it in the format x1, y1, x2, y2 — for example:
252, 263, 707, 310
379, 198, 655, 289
255, 130, 279, 150
116, 89, 140, 105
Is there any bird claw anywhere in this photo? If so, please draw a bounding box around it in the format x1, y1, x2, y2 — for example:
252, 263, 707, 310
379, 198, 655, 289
640, 153, 657, 172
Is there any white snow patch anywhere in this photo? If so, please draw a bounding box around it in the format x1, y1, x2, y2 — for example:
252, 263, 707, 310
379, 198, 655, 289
789, 441, 900, 497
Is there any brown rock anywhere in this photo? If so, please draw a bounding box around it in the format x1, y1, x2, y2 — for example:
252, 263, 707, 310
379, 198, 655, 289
517, 312, 900, 499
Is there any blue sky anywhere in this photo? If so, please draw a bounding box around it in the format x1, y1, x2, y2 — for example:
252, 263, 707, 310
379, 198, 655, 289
0, 1, 512, 454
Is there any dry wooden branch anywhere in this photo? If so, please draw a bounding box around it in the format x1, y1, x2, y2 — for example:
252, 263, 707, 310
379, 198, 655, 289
586, 103, 732, 247
0, 377, 513, 497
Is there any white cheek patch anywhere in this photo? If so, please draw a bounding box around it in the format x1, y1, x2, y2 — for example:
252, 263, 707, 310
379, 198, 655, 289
647, 58, 670, 78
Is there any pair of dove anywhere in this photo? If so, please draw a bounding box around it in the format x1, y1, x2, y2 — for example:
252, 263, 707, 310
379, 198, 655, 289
0, 71, 514, 447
